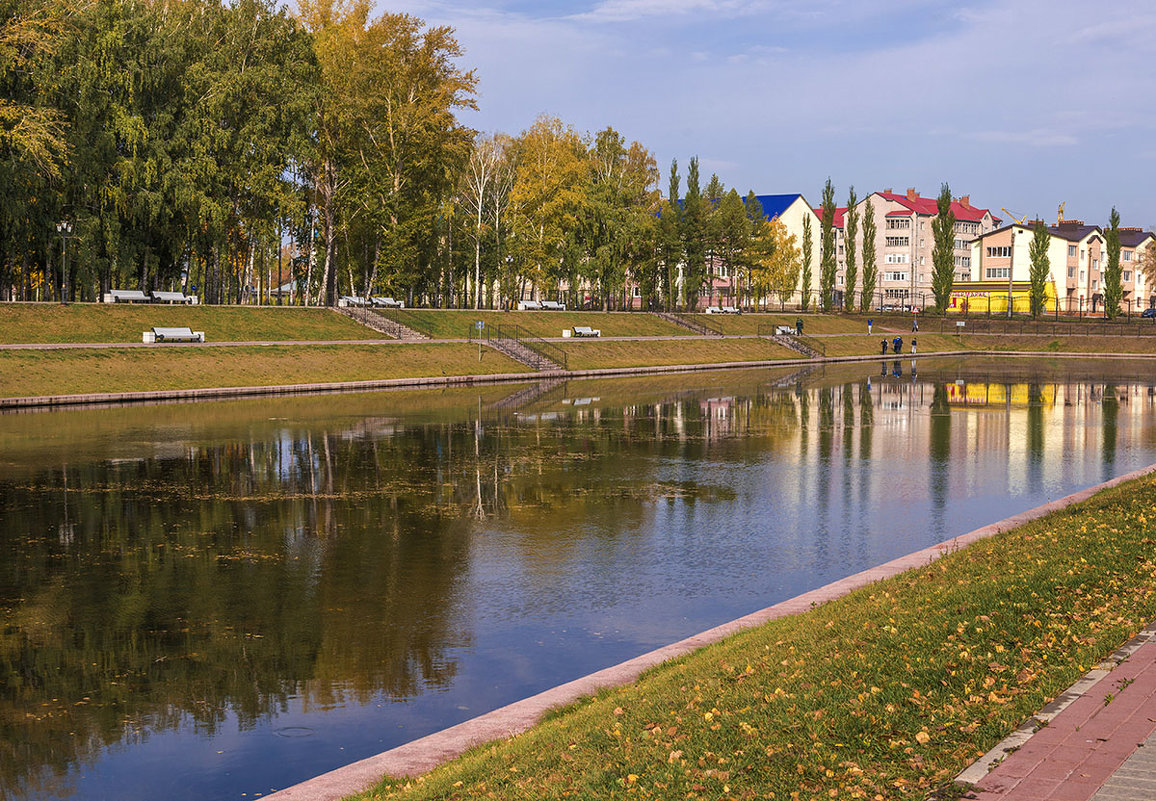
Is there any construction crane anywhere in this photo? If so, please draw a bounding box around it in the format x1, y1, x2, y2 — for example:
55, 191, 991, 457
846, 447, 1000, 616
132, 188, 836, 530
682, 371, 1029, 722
1001, 208, 1027, 225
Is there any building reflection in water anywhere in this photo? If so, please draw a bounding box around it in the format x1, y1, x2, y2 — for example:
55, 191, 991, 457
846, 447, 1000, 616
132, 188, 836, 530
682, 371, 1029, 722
1, 360, 1155, 800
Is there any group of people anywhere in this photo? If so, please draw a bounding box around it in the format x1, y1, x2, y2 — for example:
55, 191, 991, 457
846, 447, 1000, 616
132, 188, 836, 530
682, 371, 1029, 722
881, 336, 916, 355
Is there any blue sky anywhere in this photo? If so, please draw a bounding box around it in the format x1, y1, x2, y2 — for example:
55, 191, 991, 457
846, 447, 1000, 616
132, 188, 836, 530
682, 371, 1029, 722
380, 0, 1156, 228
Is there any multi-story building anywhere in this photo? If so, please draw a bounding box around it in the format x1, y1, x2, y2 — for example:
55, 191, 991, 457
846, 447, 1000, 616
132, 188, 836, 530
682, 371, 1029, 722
968, 218, 1155, 314
839, 189, 1000, 309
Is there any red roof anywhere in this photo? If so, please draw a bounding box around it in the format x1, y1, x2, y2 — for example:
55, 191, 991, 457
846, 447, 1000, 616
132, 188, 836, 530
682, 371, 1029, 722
813, 206, 847, 228
876, 190, 993, 223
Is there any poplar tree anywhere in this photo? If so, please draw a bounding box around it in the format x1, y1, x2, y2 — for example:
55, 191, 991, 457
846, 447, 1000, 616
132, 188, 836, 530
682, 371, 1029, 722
681, 156, 706, 310
931, 182, 956, 313
1103, 206, 1122, 319
819, 178, 836, 311
843, 186, 858, 311
1029, 220, 1051, 319
660, 158, 681, 310
860, 200, 877, 312
800, 214, 813, 311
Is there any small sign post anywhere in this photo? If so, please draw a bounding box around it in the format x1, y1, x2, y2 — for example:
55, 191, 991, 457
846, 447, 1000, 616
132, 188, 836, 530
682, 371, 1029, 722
476, 320, 484, 361
956, 320, 965, 341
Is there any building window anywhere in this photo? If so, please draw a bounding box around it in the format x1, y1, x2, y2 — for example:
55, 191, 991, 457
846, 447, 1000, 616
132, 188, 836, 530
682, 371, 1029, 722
884, 253, 909, 264
1068, 245, 1077, 258
986, 267, 1010, 279
633, 286, 641, 297
884, 288, 910, 299
1068, 267, 1075, 278
953, 256, 971, 268
1124, 271, 1131, 282
1092, 279, 1098, 290
885, 218, 911, 230
1080, 270, 1085, 282
885, 236, 910, 247
884, 271, 908, 282
954, 239, 967, 250
919, 256, 925, 266
986, 246, 1012, 258
1123, 251, 1132, 262
1092, 259, 1098, 271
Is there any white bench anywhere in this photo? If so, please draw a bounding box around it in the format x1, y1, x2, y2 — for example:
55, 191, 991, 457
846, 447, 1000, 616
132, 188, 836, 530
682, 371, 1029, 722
566, 326, 601, 338
151, 290, 198, 305
338, 295, 371, 307
540, 300, 566, 310
775, 325, 794, 335
104, 290, 151, 303
371, 296, 405, 308
704, 305, 722, 314
143, 326, 204, 343
720, 305, 740, 314
517, 300, 542, 311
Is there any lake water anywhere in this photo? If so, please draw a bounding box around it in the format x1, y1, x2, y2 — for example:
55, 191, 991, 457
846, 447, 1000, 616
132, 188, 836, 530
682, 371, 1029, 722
2, 356, 1155, 800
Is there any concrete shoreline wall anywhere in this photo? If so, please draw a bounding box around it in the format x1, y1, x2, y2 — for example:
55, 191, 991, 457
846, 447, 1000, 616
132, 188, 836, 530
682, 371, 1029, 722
263, 462, 1156, 801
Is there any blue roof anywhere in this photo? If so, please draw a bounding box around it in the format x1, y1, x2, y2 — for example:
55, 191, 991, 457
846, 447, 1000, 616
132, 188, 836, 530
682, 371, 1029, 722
752, 194, 803, 220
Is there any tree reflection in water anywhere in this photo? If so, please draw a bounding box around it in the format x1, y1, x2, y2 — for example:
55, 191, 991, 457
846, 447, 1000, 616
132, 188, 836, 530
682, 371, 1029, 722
1, 359, 1155, 800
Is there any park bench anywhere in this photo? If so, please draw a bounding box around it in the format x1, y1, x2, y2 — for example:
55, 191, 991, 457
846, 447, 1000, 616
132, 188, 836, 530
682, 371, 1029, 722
338, 295, 371, 307
151, 290, 199, 305
540, 300, 566, 310
720, 305, 740, 314
566, 325, 601, 338
775, 325, 794, 335
371, 296, 405, 308
704, 305, 723, 314
143, 326, 204, 343
517, 299, 542, 311
104, 289, 151, 303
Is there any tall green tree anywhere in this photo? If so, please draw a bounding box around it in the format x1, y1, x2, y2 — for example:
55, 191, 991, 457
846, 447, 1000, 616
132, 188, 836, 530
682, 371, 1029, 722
930, 182, 956, 313
819, 178, 836, 311
843, 186, 858, 311
1028, 220, 1051, 319
1103, 206, 1122, 319
860, 200, 877, 312
715, 189, 748, 306
659, 158, 681, 311
800, 214, 813, 311
681, 156, 706, 310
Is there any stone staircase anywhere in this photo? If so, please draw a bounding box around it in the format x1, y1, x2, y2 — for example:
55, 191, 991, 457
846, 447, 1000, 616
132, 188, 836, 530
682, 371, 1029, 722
333, 306, 429, 340
768, 334, 824, 359
651, 311, 723, 337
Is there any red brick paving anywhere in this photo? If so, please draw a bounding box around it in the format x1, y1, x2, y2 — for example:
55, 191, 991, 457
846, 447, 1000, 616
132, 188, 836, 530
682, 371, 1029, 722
969, 636, 1156, 801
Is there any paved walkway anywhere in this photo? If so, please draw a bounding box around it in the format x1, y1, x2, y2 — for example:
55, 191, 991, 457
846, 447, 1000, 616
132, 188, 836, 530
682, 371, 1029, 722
960, 622, 1156, 801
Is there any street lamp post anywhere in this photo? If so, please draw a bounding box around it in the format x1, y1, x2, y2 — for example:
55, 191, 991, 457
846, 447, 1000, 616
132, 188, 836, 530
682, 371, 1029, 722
1006, 227, 1016, 318
57, 221, 72, 305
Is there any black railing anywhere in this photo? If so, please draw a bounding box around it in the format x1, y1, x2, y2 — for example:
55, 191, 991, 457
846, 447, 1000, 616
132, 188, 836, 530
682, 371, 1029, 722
756, 323, 826, 357
471, 323, 568, 370
374, 307, 433, 338
939, 318, 1156, 337
671, 312, 723, 336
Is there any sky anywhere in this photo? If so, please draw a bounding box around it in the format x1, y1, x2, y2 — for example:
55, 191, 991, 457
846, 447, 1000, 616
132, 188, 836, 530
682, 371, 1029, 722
377, 0, 1156, 228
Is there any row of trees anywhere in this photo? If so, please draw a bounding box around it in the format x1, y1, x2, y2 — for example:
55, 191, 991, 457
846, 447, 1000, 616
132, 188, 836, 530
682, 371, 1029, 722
2, 0, 821, 310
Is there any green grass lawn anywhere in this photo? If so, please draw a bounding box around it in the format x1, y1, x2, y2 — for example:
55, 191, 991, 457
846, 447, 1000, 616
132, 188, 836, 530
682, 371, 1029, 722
395, 309, 693, 340
355, 473, 1156, 801
563, 337, 798, 370
0, 343, 530, 398
0, 303, 382, 343
683, 313, 872, 336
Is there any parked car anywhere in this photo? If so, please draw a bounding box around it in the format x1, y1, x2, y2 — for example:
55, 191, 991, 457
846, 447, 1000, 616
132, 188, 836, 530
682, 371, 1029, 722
1142, 307, 1156, 319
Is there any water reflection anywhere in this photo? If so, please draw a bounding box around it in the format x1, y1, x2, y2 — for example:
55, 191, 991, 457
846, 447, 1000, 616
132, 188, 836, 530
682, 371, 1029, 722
2, 359, 1156, 800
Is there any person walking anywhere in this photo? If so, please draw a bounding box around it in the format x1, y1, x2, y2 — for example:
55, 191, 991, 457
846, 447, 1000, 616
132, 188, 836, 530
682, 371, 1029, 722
881, 339, 888, 356
867, 318, 873, 334
912, 317, 919, 333
795, 317, 803, 336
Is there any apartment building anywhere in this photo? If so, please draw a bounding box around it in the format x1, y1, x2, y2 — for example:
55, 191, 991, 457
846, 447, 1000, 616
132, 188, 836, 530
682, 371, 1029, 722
836, 189, 1000, 309
969, 219, 1155, 314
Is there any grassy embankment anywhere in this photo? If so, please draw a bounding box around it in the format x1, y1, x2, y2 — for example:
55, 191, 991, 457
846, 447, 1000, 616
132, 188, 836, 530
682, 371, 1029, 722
0, 343, 530, 398
395, 309, 692, 339
354, 473, 1156, 801
0, 303, 381, 343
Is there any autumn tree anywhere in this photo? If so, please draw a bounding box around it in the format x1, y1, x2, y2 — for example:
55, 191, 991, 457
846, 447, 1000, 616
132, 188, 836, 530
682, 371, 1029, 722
1103, 207, 1122, 319
859, 201, 877, 312
1028, 220, 1051, 319
753, 217, 800, 308
931, 182, 955, 313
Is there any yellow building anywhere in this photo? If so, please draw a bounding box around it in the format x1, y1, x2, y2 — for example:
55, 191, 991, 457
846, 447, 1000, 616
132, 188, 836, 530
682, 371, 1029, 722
948, 279, 1058, 315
